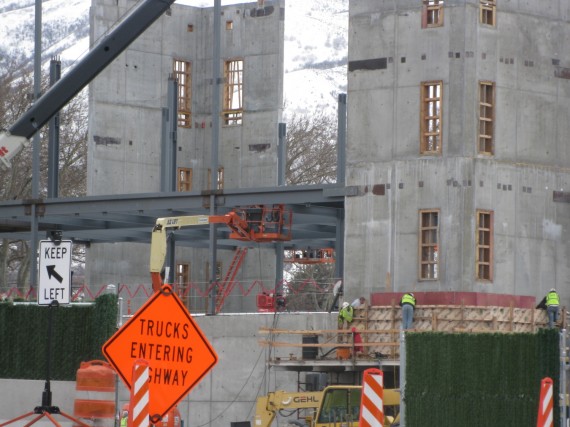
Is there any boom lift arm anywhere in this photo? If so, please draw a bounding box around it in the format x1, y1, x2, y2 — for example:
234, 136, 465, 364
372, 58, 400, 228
0, 0, 176, 167
150, 206, 292, 293
150, 212, 251, 292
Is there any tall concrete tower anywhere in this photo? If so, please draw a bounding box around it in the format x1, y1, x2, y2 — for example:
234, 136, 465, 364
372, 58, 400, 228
86, 0, 285, 312
345, 0, 570, 307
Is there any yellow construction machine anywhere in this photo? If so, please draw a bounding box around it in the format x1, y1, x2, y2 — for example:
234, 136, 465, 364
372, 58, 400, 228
254, 385, 400, 427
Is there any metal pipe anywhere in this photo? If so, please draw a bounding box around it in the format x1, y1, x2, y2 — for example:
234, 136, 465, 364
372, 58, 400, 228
47, 58, 61, 199
208, 0, 222, 316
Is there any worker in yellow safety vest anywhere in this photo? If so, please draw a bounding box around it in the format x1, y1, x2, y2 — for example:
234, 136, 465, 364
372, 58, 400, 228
400, 292, 416, 330
338, 302, 354, 342
120, 404, 129, 427
545, 288, 560, 328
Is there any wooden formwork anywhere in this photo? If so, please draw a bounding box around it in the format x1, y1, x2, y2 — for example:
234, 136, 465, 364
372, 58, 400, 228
260, 304, 567, 363
349, 304, 565, 359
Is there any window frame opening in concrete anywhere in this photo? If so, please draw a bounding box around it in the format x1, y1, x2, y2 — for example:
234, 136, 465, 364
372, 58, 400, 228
223, 58, 244, 125
226, 20, 233, 30
420, 81, 443, 154
476, 209, 494, 281
419, 209, 440, 281
177, 167, 193, 192
422, 0, 444, 28
207, 166, 225, 190
206, 261, 223, 281
480, 0, 496, 27
176, 262, 190, 305
173, 59, 192, 128
478, 81, 495, 155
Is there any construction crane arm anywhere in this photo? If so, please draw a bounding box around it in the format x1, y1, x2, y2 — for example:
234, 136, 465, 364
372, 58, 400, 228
0, 0, 176, 167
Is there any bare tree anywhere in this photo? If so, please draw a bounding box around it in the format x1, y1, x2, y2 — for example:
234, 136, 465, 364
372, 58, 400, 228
284, 263, 336, 312
286, 111, 337, 185
284, 111, 339, 310
0, 58, 87, 292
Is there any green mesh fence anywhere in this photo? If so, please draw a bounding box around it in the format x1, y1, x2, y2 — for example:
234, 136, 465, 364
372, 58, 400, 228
0, 294, 118, 380
405, 330, 560, 427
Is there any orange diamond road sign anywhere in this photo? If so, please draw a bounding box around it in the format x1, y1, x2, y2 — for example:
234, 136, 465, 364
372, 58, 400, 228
103, 284, 218, 421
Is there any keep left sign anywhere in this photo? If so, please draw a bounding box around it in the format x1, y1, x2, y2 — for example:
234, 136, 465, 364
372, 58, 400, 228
38, 240, 72, 305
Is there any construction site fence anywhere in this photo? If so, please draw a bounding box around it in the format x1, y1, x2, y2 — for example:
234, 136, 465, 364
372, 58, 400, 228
0, 279, 338, 314
406, 329, 560, 427
0, 294, 117, 381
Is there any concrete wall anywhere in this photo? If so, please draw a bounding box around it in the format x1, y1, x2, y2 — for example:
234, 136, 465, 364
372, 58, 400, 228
344, 0, 570, 307
0, 313, 338, 427
85, 0, 285, 312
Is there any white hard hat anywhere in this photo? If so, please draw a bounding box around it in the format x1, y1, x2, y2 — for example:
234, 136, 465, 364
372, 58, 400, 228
550, 288, 556, 292
342, 301, 349, 308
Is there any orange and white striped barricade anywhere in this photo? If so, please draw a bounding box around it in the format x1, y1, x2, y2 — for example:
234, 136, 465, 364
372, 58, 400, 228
359, 368, 384, 427
73, 360, 117, 427
537, 377, 554, 427
129, 359, 151, 427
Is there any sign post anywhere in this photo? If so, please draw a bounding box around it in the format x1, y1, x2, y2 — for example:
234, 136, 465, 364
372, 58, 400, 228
103, 285, 218, 422
38, 240, 72, 305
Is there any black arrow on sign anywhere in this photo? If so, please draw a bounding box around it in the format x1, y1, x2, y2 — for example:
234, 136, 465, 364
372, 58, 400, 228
46, 265, 63, 283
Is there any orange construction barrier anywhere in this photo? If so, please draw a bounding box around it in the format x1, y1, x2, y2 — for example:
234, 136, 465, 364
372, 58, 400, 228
129, 359, 150, 427
537, 377, 554, 427
359, 368, 384, 427
154, 406, 181, 427
74, 360, 116, 427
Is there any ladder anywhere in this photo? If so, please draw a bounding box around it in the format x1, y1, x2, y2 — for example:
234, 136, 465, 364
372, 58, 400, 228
215, 247, 248, 313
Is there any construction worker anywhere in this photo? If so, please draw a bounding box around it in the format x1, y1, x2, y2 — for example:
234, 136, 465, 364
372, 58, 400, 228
120, 404, 129, 427
351, 296, 367, 309
338, 301, 354, 342
400, 292, 416, 330
545, 288, 560, 328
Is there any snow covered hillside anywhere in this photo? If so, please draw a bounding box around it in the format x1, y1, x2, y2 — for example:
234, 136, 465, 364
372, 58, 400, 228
0, 0, 348, 116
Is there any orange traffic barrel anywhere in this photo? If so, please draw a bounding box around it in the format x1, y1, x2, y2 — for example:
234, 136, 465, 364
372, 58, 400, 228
154, 406, 181, 427
74, 360, 116, 427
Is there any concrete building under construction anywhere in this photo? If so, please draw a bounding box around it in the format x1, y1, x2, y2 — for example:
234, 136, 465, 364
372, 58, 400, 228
344, 0, 570, 309
1, 1, 570, 426
78, 1, 570, 419
86, 0, 286, 313
84, 0, 570, 312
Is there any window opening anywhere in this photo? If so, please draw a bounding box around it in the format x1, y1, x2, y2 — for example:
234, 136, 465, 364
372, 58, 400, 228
480, 0, 496, 26
173, 59, 192, 128
317, 388, 361, 424
177, 167, 193, 192
207, 167, 224, 190
423, 0, 444, 28
204, 261, 223, 312
223, 59, 243, 125
478, 81, 494, 155
420, 81, 442, 154
476, 210, 493, 281
176, 263, 190, 306
419, 209, 439, 280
